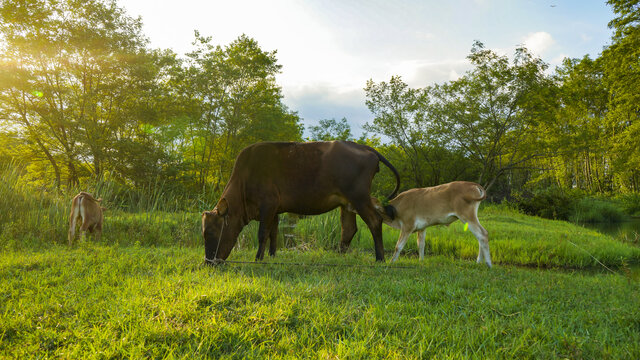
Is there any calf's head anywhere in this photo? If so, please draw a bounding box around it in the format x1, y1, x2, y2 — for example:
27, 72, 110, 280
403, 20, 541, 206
202, 198, 239, 262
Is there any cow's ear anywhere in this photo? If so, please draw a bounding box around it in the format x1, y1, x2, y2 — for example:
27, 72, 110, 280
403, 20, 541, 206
215, 198, 228, 216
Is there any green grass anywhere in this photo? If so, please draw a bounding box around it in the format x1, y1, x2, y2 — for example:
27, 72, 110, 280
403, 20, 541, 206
1, 245, 639, 359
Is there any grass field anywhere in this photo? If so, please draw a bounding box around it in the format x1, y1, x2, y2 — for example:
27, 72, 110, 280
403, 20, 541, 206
1, 245, 639, 359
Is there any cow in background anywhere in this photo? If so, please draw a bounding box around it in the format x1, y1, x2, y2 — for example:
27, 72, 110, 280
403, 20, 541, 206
68, 192, 104, 245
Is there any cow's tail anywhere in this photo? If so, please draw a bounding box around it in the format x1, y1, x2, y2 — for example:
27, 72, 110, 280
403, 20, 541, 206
370, 148, 400, 200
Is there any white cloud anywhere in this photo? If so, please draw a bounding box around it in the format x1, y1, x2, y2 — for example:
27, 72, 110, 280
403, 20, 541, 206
283, 84, 371, 136
384, 59, 470, 87
523, 31, 556, 55
580, 33, 592, 42
550, 53, 569, 67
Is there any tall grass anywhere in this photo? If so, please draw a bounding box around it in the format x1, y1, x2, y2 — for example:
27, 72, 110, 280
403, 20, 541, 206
0, 164, 208, 249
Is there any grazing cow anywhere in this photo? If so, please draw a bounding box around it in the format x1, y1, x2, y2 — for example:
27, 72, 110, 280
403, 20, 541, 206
373, 181, 492, 267
202, 141, 400, 263
68, 192, 104, 245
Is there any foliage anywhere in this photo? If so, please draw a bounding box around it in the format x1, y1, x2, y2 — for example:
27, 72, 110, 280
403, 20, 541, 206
602, 0, 640, 191
0, 0, 171, 188
364, 42, 555, 193
364, 76, 458, 188
618, 193, 640, 216
570, 197, 627, 223
512, 187, 577, 221
308, 117, 353, 141
0, 0, 302, 195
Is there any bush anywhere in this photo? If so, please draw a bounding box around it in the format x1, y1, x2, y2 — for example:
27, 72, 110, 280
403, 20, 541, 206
570, 197, 627, 223
513, 187, 578, 220
617, 193, 640, 217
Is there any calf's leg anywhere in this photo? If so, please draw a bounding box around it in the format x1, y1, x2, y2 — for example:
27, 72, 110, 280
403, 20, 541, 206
391, 229, 412, 262
417, 230, 426, 261
468, 220, 491, 267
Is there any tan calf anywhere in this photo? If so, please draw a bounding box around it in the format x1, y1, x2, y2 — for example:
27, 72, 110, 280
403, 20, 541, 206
68, 192, 104, 245
374, 181, 492, 267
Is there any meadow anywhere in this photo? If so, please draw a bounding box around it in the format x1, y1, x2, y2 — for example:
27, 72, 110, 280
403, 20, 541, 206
1, 169, 640, 358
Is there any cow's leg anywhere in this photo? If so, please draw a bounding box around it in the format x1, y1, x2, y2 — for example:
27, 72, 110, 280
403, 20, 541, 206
417, 230, 426, 261
391, 229, 412, 262
352, 200, 385, 261
256, 205, 278, 261
268, 215, 279, 257
339, 206, 357, 253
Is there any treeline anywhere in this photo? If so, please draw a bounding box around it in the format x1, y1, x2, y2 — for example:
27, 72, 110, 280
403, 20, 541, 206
320, 0, 640, 199
0, 0, 639, 206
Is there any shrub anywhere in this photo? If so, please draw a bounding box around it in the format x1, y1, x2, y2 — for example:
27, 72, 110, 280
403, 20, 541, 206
513, 187, 577, 220
570, 197, 627, 223
617, 193, 640, 217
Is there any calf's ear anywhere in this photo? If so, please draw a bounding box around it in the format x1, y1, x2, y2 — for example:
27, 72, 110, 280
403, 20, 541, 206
214, 198, 228, 216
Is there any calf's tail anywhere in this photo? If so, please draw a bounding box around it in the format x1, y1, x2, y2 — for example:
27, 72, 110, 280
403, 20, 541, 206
467, 184, 487, 202
384, 205, 397, 220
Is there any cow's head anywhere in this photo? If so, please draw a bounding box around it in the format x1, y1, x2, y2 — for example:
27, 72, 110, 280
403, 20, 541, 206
202, 198, 239, 263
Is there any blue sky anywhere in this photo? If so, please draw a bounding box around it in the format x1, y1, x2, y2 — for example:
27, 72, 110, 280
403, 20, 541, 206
122, 0, 615, 136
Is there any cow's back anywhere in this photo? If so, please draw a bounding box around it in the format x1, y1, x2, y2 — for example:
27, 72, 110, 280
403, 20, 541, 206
229, 141, 380, 214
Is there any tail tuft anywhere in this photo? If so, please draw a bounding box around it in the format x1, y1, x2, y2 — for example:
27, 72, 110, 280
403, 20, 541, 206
384, 205, 397, 220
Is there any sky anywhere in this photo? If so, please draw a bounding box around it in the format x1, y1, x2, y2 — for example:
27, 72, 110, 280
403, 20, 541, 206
121, 0, 615, 136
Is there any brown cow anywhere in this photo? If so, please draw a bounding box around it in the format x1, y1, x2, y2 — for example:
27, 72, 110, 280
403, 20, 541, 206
68, 191, 104, 245
202, 141, 400, 263
372, 181, 492, 267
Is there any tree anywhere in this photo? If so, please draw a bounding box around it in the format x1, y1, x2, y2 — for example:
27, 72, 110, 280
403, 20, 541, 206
170, 33, 302, 192
308, 118, 353, 141
0, 0, 172, 187
602, 0, 640, 191
542, 56, 610, 192
364, 76, 452, 187
364, 42, 555, 193
429, 42, 555, 191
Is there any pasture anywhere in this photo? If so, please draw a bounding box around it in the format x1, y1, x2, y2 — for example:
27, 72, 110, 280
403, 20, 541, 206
1, 200, 640, 358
